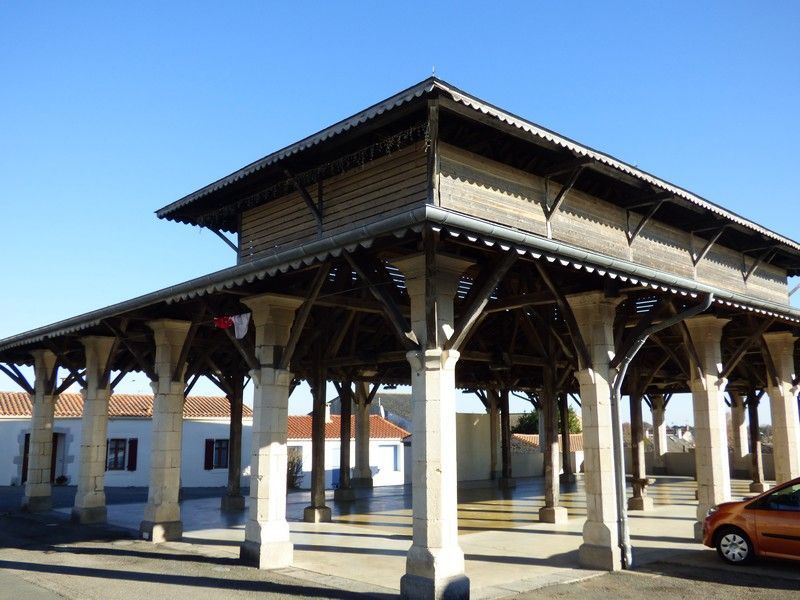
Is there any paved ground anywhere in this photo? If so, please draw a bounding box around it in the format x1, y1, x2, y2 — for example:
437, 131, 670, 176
1, 478, 798, 598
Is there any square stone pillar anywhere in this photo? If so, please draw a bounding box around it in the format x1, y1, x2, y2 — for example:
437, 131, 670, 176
763, 332, 800, 484
72, 336, 115, 524
351, 382, 373, 488
566, 291, 622, 571
222, 375, 246, 512
628, 392, 653, 511
304, 361, 332, 523
650, 394, 667, 475
239, 293, 302, 570
686, 315, 731, 540
140, 319, 191, 542
395, 252, 472, 600
559, 393, 576, 484
729, 392, 748, 461
22, 349, 58, 512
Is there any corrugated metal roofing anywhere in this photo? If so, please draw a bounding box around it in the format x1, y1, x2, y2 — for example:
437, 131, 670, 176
0, 392, 253, 419
158, 77, 800, 253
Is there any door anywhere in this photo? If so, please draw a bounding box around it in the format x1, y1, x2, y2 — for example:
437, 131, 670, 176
21, 433, 30, 484
50, 433, 58, 483
753, 482, 800, 559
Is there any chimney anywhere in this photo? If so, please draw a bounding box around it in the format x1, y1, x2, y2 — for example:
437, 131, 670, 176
325, 402, 332, 424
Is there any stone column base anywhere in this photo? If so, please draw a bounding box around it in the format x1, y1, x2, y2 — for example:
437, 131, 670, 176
333, 488, 356, 502
693, 520, 704, 541
21, 495, 52, 513
559, 473, 577, 484
220, 494, 246, 512
498, 477, 516, 489
240, 539, 293, 569
578, 543, 622, 571
303, 506, 332, 523
139, 520, 182, 542
539, 506, 569, 524
351, 477, 373, 489
71, 506, 107, 524
750, 482, 769, 493
400, 573, 470, 600
627, 496, 654, 511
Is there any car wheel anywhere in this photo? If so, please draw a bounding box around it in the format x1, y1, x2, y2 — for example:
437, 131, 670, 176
715, 527, 753, 564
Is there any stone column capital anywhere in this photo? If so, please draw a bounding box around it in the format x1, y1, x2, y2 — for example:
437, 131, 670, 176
406, 348, 460, 372
255, 367, 294, 388
684, 315, 730, 343
242, 293, 304, 327
30, 348, 57, 379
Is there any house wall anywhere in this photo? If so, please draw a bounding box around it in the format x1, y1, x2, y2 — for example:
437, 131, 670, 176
438, 143, 789, 305
238, 141, 428, 262
285, 438, 406, 490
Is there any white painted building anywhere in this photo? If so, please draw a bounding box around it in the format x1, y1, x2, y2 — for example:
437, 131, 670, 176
0, 392, 408, 490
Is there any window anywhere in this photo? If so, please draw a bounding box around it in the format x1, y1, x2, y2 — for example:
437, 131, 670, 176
107, 439, 126, 471
764, 483, 800, 512
204, 439, 229, 470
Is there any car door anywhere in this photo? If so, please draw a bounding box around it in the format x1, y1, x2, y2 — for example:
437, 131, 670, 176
752, 482, 800, 559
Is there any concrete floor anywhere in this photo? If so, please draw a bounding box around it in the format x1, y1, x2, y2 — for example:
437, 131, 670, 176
50, 476, 759, 599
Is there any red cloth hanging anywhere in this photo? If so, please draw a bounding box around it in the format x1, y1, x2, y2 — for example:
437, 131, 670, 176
213, 316, 234, 329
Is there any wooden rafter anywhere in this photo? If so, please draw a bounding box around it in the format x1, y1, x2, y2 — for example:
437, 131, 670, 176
743, 247, 777, 283
223, 327, 259, 373
279, 261, 332, 371
531, 261, 591, 370
650, 332, 689, 381
104, 321, 158, 382
445, 251, 517, 352
626, 195, 671, 244
759, 335, 781, 388
719, 318, 775, 381
0, 363, 33, 394
543, 165, 584, 221
610, 299, 670, 369
691, 226, 727, 266
172, 305, 208, 382
344, 252, 418, 350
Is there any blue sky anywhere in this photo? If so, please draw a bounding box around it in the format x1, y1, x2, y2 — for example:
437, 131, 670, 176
1, 2, 798, 424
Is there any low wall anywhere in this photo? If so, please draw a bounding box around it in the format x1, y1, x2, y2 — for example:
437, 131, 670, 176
623, 449, 775, 480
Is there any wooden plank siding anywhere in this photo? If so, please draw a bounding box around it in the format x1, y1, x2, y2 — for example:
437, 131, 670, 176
438, 143, 788, 305
239, 142, 428, 261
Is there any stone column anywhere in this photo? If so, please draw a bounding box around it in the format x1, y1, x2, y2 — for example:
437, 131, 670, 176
140, 319, 191, 543
566, 291, 622, 571
628, 392, 653, 511
498, 389, 515, 488
650, 394, 667, 475
763, 332, 800, 484
540, 376, 567, 523
304, 359, 331, 522
686, 316, 731, 540
239, 294, 302, 569
222, 375, 245, 512
334, 382, 355, 501
747, 394, 767, 493
72, 336, 115, 524
22, 349, 58, 512
729, 392, 748, 461
487, 390, 500, 480
352, 382, 373, 488
395, 252, 472, 600
559, 393, 576, 483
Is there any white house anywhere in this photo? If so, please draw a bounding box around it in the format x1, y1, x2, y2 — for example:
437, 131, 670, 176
0, 392, 408, 490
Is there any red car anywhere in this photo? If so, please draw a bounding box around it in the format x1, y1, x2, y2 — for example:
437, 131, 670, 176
703, 476, 800, 564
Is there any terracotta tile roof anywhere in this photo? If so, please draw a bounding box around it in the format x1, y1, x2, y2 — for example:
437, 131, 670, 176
512, 433, 584, 453
0, 392, 252, 419
287, 415, 409, 440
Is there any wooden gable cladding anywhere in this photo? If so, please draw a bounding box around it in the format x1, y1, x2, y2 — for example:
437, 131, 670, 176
239, 142, 428, 261
438, 142, 789, 305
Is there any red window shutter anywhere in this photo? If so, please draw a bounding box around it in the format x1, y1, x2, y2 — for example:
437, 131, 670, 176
204, 439, 214, 470
127, 439, 138, 471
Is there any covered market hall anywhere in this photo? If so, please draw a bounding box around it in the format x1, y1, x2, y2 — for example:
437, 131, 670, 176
2, 78, 799, 600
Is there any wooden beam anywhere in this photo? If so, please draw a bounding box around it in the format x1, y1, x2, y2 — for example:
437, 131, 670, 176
0, 363, 33, 394
278, 261, 332, 371
104, 321, 158, 382
223, 327, 260, 373
284, 168, 322, 223
692, 226, 727, 266
427, 98, 440, 203
211, 228, 238, 253
743, 247, 776, 283
650, 332, 689, 380
327, 310, 356, 359
184, 373, 201, 396
678, 320, 706, 380
100, 319, 126, 387
172, 306, 207, 383
627, 199, 667, 245
544, 166, 584, 220
719, 318, 775, 381
760, 335, 781, 388
485, 291, 562, 313
532, 261, 591, 370
611, 299, 670, 370
344, 252, 419, 350
542, 157, 593, 179
315, 295, 386, 314
445, 252, 517, 352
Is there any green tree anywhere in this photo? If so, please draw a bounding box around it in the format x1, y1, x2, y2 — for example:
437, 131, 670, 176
565, 406, 582, 433
511, 409, 539, 434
